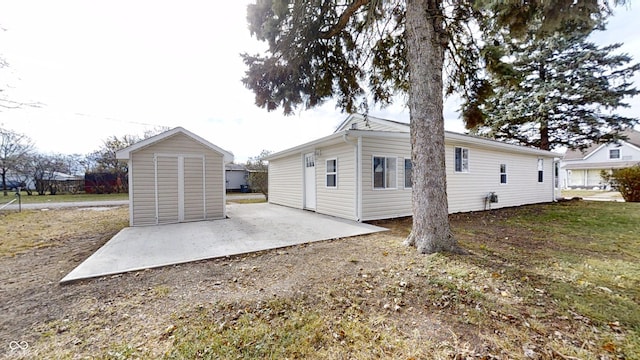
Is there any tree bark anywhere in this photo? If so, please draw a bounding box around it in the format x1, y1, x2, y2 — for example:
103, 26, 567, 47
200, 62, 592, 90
403, 0, 466, 254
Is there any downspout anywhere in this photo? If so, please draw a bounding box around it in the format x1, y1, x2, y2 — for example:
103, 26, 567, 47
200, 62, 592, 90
343, 132, 361, 221
552, 158, 558, 202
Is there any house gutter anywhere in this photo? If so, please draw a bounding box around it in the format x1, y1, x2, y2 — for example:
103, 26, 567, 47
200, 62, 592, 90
343, 132, 362, 222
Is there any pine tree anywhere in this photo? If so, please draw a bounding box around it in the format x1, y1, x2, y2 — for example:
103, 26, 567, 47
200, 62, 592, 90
472, 21, 640, 151
241, 0, 617, 254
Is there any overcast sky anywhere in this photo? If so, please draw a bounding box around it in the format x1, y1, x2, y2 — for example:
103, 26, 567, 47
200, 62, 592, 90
1, 1, 639, 163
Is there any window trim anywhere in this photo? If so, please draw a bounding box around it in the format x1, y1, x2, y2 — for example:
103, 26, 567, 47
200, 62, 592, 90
325, 158, 337, 188
404, 158, 412, 189
500, 163, 507, 184
454, 147, 470, 173
537, 158, 544, 183
609, 148, 621, 159
372, 155, 398, 190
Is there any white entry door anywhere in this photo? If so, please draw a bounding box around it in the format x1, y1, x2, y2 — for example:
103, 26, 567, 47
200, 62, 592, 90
304, 152, 316, 210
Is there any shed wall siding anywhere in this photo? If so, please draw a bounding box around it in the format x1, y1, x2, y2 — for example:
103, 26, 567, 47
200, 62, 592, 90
315, 142, 357, 220
130, 133, 225, 226
269, 153, 303, 209
184, 157, 205, 221
156, 156, 179, 224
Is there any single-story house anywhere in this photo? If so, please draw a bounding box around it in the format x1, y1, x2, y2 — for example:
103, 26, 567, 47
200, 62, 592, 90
116, 127, 233, 226
225, 163, 250, 192
266, 114, 560, 222
559, 129, 640, 189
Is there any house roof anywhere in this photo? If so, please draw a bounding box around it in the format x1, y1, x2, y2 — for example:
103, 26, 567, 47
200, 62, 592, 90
334, 113, 410, 132
225, 163, 247, 171
266, 128, 559, 161
563, 128, 640, 160
116, 127, 234, 162
562, 160, 640, 170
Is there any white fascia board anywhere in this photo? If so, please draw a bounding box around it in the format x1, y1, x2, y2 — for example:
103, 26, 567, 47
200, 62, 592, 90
444, 131, 561, 157
582, 144, 606, 160
115, 126, 234, 163
265, 131, 350, 161
268, 128, 559, 161
334, 113, 410, 132
355, 129, 559, 158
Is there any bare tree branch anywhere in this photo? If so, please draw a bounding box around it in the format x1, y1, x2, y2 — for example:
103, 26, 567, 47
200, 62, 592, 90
319, 0, 370, 39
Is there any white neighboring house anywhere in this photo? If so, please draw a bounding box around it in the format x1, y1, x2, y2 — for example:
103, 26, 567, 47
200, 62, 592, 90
266, 114, 560, 222
560, 129, 640, 189
225, 163, 250, 192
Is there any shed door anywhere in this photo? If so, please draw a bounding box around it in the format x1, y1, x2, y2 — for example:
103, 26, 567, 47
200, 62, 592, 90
155, 154, 205, 224
304, 152, 316, 210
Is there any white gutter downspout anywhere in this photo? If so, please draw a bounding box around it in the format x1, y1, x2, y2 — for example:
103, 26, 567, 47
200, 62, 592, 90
553, 157, 559, 202
343, 132, 361, 221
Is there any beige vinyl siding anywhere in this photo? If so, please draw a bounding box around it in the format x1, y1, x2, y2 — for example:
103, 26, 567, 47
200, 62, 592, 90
129, 133, 225, 226
130, 154, 156, 226
268, 153, 303, 209
315, 142, 357, 220
446, 142, 555, 213
359, 134, 555, 221
204, 154, 225, 219
184, 157, 205, 221
360, 136, 412, 221
156, 156, 179, 224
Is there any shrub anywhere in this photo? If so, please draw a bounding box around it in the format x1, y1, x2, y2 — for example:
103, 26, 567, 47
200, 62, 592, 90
601, 165, 640, 202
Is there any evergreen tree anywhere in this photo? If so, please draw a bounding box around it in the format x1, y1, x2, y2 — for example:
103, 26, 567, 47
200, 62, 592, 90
471, 21, 640, 151
241, 0, 616, 254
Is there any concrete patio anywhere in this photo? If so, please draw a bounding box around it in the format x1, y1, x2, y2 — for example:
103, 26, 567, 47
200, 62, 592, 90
61, 203, 387, 283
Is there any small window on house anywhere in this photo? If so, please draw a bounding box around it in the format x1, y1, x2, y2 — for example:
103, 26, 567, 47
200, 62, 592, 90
326, 159, 337, 188
500, 164, 507, 184
454, 147, 469, 173
537, 159, 544, 183
404, 159, 412, 188
373, 156, 397, 189
609, 149, 620, 159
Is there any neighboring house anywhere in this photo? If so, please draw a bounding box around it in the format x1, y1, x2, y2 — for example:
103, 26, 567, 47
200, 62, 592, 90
116, 127, 234, 227
225, 163, 250, 192
4, 171, 81, 193
267, 114, 559, 222
3, 171, 35, 191
560, 129, 640, 189
48, 172, 84, 194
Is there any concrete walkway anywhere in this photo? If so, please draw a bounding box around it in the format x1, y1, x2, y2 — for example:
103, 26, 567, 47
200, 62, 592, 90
61, 203, 387, 283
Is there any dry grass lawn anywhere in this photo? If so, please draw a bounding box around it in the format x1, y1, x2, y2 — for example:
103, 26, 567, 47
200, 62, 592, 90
0, 200, 638, 359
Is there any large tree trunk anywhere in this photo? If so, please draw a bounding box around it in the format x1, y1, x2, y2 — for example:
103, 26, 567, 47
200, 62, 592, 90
403, 0, 465, 254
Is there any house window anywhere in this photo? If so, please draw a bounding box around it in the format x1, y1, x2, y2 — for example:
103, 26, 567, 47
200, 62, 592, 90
326, 159, 337, 188
454, 147, 469, 173
537, 159, 544, 183
373, 156, 397, 189
609, 149, 620, 159
500, 164, 507, 184
404, 159, 412, 188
